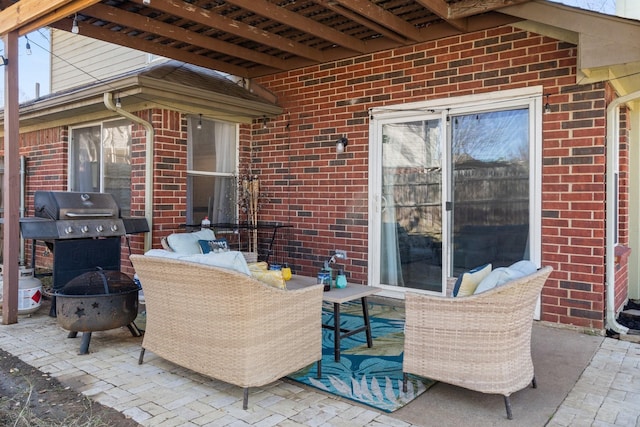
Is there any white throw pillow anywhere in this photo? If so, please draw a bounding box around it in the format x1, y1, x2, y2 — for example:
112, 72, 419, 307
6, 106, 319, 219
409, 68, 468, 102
144, 249, 250, 276
473, 260, 537, 294
166, 229, 216, 254
452, 263, 492, 297
180, 251, 251, 276
508, 260, 537, 276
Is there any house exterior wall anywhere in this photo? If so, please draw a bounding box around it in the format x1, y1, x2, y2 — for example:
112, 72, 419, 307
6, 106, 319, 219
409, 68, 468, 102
50, 29, 151, 93
252, 26, 617, 330
18, 127, 68, 271
2, 25, 629, 332
614, 104, 631, 313
145, 109, 188, 250
10, 110, 180, 277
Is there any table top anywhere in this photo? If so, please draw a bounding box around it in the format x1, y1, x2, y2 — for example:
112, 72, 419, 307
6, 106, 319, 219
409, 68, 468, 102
287, 275, 380, 304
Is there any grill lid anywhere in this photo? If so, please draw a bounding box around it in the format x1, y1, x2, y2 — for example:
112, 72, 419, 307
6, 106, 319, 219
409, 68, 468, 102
34, 191, 120, 220
58, 269, 138, 296
20, 191, 149, 239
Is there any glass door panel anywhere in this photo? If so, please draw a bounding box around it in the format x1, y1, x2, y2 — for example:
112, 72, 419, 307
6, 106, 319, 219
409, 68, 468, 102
450, 109, 530, 276
380, 119, 443, 292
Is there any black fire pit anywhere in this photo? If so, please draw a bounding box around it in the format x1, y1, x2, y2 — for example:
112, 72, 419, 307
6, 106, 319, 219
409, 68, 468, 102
55, 268, 141, 354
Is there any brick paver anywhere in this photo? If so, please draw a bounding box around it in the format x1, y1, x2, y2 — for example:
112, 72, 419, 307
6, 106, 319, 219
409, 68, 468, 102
1, 309, 638, 426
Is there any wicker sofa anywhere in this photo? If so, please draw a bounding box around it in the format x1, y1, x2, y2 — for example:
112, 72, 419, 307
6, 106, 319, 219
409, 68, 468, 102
402, 266, 553, 419
129, 254, 324, 409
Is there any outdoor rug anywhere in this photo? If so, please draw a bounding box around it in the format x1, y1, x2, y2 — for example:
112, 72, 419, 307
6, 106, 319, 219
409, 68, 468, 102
288, 303, 436, 412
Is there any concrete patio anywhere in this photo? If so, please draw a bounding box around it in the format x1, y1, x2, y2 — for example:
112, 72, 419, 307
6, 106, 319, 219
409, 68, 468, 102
0, 299, 638, 427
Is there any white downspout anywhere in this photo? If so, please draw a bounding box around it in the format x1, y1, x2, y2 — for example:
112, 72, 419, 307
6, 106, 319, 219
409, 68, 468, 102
104, 93, 154, 252
605, 89, 640, 334
19, 156, 25, 265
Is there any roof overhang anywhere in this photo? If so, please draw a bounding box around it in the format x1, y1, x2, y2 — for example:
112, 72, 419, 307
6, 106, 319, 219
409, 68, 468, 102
502, 0, 640, 96
1, 64, 284, 133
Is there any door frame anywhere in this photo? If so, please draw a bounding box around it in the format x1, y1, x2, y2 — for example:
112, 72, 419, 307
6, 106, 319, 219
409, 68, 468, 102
368, 86, 544, 305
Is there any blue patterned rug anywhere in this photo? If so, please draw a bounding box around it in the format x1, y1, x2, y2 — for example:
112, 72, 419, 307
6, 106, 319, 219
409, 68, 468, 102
287, 303, 436, 412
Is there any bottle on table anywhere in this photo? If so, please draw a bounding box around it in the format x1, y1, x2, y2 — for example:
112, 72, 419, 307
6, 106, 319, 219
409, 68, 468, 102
201, 216, 211, 229
336, 269, 347, 288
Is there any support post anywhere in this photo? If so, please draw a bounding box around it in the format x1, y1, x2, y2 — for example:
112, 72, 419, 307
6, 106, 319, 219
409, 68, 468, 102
2, 30, 20, 325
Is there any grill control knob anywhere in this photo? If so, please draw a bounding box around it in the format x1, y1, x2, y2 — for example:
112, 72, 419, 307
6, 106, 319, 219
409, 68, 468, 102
96, 225, 104, 233
111, 224, 119, 232
81, 225, 90, 233
64, 226, 74, 235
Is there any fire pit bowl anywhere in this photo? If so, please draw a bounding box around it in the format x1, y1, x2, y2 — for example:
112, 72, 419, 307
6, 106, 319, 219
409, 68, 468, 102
55, 269, 141, 354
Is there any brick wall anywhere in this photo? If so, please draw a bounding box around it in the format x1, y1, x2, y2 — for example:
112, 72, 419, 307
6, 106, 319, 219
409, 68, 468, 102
2, 127, 69, 270
145, 109, 188, 247
0, 111, 188, 277
0, 25, 626, 331
254, 26, 613, 329
614, 104, 630, 314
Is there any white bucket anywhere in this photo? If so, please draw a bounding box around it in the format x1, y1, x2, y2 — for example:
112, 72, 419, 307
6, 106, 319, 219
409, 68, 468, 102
0, 266, 43, 315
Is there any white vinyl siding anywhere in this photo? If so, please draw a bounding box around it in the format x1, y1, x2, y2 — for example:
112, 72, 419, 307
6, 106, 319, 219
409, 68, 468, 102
50, 29, 152, 93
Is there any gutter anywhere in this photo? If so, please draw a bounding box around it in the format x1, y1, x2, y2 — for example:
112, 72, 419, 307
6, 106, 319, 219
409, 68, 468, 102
103, 93, 154, 252
605, 89, 640, 334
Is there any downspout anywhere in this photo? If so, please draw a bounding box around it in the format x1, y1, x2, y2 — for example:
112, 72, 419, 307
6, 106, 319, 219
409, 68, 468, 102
19, 156, 25, 265
103, 93, 154, 252
605, 89, 640, 334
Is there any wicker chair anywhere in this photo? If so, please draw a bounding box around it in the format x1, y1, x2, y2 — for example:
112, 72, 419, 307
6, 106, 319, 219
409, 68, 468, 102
402, 266, 553, 420
130, 254, 324, 409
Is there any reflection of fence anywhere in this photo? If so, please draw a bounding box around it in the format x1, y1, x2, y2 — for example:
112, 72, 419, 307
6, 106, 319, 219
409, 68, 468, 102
383, 168, 441, 237
384, 162, 528, 235
453, 162, 528, 230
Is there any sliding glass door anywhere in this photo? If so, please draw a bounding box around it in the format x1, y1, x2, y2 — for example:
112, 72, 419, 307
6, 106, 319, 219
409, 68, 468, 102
377, 115, 445, 293
450, 109, 530, 276
369, 88, 542, 296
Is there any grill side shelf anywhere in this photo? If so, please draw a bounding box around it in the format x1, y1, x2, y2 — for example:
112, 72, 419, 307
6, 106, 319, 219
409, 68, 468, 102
19, 219, 60, 240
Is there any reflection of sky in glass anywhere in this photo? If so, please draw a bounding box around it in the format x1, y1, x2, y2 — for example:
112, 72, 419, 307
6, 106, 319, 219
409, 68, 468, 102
452, 109, 528, 163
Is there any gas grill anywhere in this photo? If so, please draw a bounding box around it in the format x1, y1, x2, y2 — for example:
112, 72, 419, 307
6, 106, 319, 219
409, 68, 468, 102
21, 191, 148, 240
19, 191, 149, 312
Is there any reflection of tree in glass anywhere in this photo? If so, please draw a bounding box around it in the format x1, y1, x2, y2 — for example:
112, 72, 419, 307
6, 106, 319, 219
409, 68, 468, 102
102, 122, 131, 164
452, 109, 528, 164
382, 120, 441, 170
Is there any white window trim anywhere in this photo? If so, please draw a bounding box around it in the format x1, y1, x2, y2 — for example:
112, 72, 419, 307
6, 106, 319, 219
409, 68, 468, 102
68, 118, 132, 192
186, 115, 240, 225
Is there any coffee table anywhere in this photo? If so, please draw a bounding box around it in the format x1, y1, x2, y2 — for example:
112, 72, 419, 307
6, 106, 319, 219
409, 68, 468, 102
287, 276, 381, 362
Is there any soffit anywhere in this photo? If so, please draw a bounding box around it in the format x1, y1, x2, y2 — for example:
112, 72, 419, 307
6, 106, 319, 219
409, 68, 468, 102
501, 0, 640, 95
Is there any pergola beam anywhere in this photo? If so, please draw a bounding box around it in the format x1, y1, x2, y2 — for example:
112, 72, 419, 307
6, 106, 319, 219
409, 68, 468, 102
137, 0, 328, 63
330, 0, 425, 42
83, 3, 289, 71
49, 19, 257, 78
413, 0, 468, 31
224, 0, 369, 53
448, 0, 531, 19
0, 0, 99, 36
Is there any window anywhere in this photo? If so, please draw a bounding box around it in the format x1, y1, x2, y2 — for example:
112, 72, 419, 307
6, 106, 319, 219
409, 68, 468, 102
69, 119, 132, 215
187, 116, 238, 225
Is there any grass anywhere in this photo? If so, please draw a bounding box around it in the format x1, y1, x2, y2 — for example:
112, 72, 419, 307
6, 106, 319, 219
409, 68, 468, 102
0, 355, 138, 427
